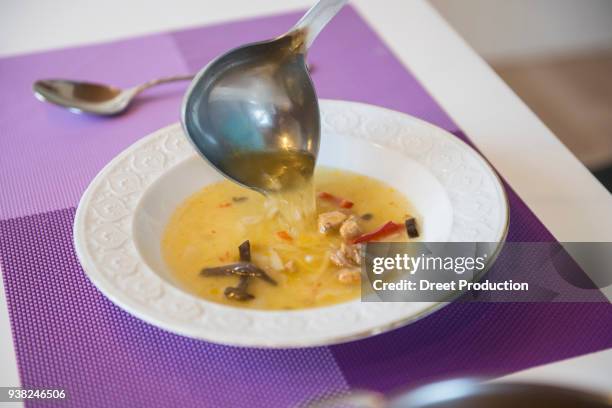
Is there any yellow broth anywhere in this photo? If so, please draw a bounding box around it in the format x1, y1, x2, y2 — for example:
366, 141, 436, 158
162, 167, 415, 310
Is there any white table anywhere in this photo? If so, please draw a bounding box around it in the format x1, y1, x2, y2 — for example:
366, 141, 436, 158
1, 0, 611, 403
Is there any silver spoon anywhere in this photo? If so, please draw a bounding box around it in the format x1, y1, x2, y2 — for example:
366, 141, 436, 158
33, 75, 193, 115
181, 0, 347, 193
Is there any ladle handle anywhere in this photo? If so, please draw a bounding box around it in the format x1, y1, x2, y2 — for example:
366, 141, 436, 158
292, 0, 348, 51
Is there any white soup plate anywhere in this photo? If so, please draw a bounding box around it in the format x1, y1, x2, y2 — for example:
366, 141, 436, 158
74, 100, 508, 348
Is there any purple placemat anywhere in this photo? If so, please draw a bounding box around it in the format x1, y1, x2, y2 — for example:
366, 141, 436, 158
1, 6, 611, 407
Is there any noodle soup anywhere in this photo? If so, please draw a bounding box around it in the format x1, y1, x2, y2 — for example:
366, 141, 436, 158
162, 167, 417, 310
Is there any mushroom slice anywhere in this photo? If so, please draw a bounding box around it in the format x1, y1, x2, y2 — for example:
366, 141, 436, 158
201, 263, 277, 285
224, 276, 254, 301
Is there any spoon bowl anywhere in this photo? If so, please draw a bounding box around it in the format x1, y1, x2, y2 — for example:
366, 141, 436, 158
34, 79, 129, 115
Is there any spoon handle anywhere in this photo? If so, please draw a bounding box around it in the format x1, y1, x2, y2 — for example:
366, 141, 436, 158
292, 0, 348, 51
133, 74, 194, 94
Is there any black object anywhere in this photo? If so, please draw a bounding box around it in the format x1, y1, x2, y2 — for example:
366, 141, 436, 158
405, 217, 419, 238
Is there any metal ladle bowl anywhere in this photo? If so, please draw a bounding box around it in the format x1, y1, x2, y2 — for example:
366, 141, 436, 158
301, 379, 612, 408
181, 0, 347, 193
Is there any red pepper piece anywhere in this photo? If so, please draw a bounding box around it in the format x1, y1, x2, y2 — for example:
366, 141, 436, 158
276, 231, 293, 241
318, 191, 354, 209
352, 221, 403, 244
339, 199, 353, 209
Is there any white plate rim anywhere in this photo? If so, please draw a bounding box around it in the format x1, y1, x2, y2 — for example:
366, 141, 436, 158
73, 99, 509, 348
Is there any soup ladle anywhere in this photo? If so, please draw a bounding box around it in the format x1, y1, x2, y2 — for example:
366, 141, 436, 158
181, 0, 348, 193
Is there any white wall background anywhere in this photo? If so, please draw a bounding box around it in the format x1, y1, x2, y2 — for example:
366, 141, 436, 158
4, 0, 612, 61
430, 0, 612, 62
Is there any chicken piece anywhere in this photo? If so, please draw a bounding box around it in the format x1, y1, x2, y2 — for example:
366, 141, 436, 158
318, 211, 347, 234
284, 260, 296, 273
330, 243, 361, 267
338, 268, 361, 284
330, 249, 352, 267
339, 216, 362, 240
342, 243, 361, 265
